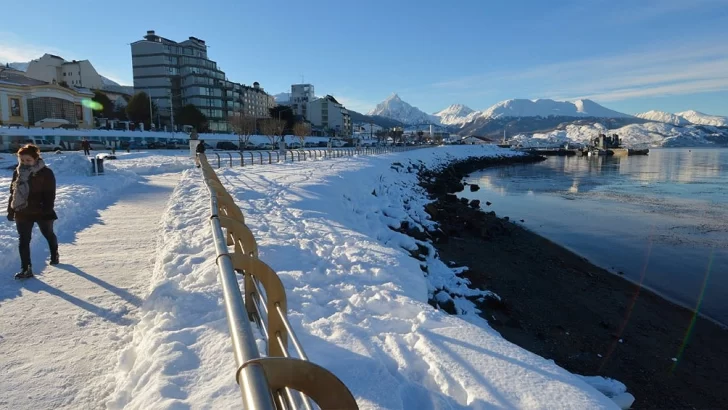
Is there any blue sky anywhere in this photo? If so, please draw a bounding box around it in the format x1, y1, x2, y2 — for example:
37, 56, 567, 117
2, 0, 728, 116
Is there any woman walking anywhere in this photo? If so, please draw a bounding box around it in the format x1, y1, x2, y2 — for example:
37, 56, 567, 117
6, 144, 59, 279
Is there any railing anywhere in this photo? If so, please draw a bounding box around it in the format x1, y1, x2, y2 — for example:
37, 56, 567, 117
198, 153, 359, 410
209, 144, 428, 168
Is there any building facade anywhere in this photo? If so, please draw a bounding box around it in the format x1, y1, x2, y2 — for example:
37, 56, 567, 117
0, 68, 94, 128
25, 54, 106, 90
306, 95, 352, 137
131, 30, 275, 132
290, 84, 314, 118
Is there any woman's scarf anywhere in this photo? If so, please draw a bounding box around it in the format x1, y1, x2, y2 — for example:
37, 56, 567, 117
11, 159, 46, 211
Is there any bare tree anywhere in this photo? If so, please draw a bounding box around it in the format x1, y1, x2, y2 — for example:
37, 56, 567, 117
260, 118, 286, 146
293, 122, 311, 146
228, 114, 257, 150
273, 118, 286, 139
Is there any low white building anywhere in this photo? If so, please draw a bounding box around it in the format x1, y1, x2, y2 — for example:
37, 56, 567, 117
0, 68, 94, 128
25, 54, 106, 90
306, 95, 352, 137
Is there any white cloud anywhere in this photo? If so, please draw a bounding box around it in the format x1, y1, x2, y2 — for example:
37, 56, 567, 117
0, 32, 66, 63
430, 41, 728, 104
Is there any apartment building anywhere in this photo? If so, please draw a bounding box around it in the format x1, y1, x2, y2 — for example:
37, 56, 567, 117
290, 83, 314, 118
306, 95, 352, 137
130, 30, 274, 132
25, 53, 105, 90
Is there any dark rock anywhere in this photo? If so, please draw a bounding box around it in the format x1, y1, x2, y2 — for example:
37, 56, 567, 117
520, 219, 525, 223
444, 194, 458, 203
503, 216, 510, 222
469, 199, 481, 208
372, 189, 377, 196
486, 201, 492, 206
459, 197, 470, 205
470, 184, 480, 192
425, 203, 439, 217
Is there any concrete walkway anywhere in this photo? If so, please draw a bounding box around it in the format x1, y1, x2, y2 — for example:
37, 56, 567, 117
0, 173, 179, 409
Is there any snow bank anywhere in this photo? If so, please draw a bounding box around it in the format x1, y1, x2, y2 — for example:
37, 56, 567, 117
101, 151, 194, 175
0, 153, 141, 276
106, 146, 623, 409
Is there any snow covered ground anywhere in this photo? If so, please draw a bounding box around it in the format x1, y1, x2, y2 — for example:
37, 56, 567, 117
0, 147, 633, 409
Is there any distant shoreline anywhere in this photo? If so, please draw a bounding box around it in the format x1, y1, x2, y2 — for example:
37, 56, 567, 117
413, 153, 728, 409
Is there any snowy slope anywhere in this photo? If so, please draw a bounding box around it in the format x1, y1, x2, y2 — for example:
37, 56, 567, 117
635, 110, 691, 126
433, 104, 478, 125
101, 147, 629, 409
368, 94, 438, 125
675, 110, 728, 127
509, 121, 721, 148
479, 99, 632, 119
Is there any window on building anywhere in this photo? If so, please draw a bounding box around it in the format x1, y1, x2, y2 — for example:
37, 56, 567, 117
63, 73, 66, 77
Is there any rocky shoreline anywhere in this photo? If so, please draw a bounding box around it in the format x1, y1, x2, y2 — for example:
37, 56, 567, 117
410, 154, 728, 409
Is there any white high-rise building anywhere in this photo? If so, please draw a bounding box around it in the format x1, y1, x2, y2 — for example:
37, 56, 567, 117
291, 84, 314, 118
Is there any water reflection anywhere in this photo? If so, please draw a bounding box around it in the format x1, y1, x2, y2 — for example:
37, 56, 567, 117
463, 148, 728, 324
474, 148, 727, 196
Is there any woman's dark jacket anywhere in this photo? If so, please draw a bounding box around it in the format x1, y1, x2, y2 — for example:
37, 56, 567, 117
7, 167, 58, 222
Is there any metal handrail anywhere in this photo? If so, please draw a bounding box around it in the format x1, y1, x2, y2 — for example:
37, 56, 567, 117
198, 153, 359, 409
205, 179, 276, 410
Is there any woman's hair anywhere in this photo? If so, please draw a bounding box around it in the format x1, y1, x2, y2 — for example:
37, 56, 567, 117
17, 144, 41, 159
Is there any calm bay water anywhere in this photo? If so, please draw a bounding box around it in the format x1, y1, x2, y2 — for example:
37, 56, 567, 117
464, 148, 728, 325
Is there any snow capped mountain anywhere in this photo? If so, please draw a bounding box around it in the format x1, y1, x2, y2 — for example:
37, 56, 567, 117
479, 98, 632, 119
509, 121, 727, 148
634, 110, 691, 126
368, 94, 437, 125
433, 104, 477, 125
101, 76, 120, 86
634, 110, 728, 127
274, 92, 291, 104
675, 110, 728, 127
5, 62, 29, 71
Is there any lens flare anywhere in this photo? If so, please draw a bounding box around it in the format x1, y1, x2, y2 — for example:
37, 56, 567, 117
82, 99, 104, 111
672, 247, 716, 373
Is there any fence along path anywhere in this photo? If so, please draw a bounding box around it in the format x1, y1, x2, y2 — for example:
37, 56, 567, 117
198, 153, 359, 409
207, 145, 428, 168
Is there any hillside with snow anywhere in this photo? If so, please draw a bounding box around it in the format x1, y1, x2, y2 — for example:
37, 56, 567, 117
675, 110, 728, 127
433, 104, 478, 125
368, 94, 438, 125
508, 121, 728, 148
635, 111, 691, 126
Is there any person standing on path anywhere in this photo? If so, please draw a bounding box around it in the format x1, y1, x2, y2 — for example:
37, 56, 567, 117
195, 139, 206, 168
6, 144, 59, 279
81, 137, 91, 156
